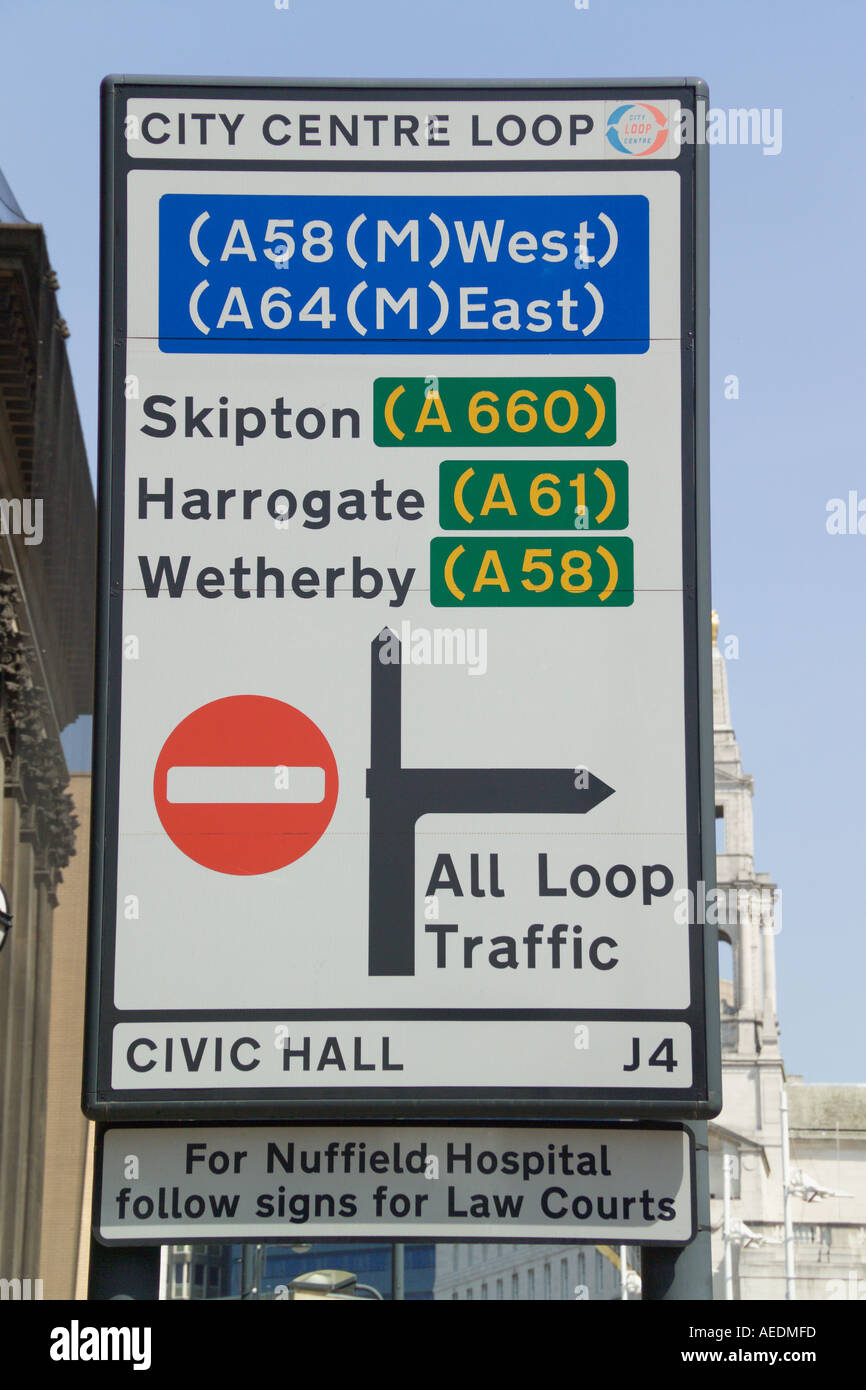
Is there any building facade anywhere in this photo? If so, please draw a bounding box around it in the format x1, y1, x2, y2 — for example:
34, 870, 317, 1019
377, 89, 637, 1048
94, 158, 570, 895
38, 773, 96, 1299
432, 1241, 639, 1301
0, 192, 95, 1293
709, 617, 866, 1299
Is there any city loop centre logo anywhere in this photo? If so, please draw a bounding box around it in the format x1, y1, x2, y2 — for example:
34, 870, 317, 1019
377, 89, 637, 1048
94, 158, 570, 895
605, 104, 668, 156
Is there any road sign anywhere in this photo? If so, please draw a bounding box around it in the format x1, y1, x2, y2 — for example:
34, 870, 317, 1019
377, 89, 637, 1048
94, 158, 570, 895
85, 79, 719, 1122
153, 695, 338, 873
95, 1123, 695, 1245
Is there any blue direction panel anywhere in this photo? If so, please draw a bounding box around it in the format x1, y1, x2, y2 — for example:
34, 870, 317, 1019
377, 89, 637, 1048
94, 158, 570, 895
157, 194, 649, 354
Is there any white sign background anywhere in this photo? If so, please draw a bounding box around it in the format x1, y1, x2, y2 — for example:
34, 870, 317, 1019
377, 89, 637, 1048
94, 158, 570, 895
97, 1124, 694, 1243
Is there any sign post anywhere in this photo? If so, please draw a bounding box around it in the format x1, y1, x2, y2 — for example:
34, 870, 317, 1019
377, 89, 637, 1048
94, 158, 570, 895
87, 77, 718, 1294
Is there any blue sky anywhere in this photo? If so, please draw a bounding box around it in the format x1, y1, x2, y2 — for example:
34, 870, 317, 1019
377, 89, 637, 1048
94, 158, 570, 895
1, 0, 863, 1081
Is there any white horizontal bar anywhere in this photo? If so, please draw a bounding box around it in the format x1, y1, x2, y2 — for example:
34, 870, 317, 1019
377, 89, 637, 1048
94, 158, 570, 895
166, 765, 325, 804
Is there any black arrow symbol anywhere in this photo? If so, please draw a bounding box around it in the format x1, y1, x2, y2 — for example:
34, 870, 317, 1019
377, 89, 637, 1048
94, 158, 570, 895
366, 628, 614, 976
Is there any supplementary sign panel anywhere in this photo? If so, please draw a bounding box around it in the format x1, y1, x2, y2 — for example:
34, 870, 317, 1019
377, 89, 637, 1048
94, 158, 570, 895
85, 79, 718, 1121
95, 1124, 695, 1244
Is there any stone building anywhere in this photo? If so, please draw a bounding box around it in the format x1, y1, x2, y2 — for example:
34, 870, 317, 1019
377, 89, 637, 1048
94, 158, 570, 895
433, 1240, 640, 1301
0, 183, 96, 1292
709, 617, 866, 1300
38, 772, 96, 1298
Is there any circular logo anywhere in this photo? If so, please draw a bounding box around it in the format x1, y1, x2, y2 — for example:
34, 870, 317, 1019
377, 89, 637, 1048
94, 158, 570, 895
606, 103, 668, 157
153, 695, 338, 875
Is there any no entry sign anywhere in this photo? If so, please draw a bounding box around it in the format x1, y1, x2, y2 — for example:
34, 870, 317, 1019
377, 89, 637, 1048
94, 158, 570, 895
85, 78, 719, 1124
153, 696, 338, 874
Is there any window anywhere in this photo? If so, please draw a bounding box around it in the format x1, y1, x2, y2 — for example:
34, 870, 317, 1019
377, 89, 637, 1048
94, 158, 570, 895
481, 1282, 488, 1300
560, 1259, 569, 1299
496, 1279, 503, 1300
577, 1253, 586, 1284
596, 1251, 604, 1290
794, 1224, 832, 1245
544, 1264, 551, 1300
715, 805, 725, 855
511, 1272, 519, 1299
528, 1269, 535, 1299
406, 1246, 435, 1269
715, 1150, 740, 1199
466, 1287, 473, 1300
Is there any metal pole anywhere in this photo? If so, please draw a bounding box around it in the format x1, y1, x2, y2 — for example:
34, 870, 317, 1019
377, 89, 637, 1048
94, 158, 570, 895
642, 1121, 713, 1300
722, 1152, 734, 1300
240, 1243, 258, 1300
88, 1237, 161, 1300
392, 1242, 405, 1301
88, 1124, 161, 1300
642, 87, 718, 1305
780, 1088, 796, 1300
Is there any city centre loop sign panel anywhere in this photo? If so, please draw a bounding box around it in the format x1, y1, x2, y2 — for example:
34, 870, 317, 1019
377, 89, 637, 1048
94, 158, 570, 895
85, 80, 719, 1122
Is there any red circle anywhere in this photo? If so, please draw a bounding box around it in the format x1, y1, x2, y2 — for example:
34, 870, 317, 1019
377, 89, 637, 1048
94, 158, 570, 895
153, 696, 338, 875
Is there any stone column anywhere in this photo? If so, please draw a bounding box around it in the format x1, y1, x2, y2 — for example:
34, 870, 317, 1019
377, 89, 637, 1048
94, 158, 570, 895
0, 785, 28, 1277
761, 886, 779, 1046
23, 876, 54, 1279
736, 887, 756, 1052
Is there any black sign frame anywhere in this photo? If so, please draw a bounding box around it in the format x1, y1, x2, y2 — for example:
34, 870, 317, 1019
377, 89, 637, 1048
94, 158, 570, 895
84, 77, 719, 1124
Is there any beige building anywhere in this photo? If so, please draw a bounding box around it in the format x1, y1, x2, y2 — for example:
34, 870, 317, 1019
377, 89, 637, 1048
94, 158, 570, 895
38, 773, 94, 1299
0, 190, 95, 1296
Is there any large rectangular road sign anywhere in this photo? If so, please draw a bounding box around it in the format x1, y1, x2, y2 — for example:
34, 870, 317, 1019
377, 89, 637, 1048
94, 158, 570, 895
85, 80, 719, 1121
